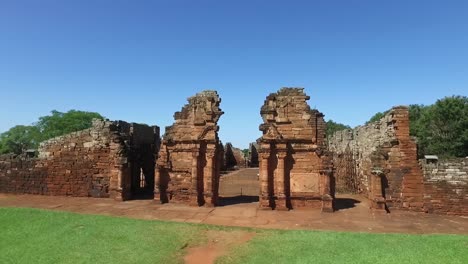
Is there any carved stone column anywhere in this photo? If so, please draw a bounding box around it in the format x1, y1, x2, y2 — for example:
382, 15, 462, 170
190, 149, 200, 206
259, 151, 271, 210
204, 148, 216, 207
275, 151, 288, 210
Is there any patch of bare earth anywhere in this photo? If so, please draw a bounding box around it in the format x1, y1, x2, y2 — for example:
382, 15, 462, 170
184, 230, 254, 264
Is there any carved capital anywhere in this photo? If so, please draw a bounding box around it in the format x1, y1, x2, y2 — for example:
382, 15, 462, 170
206, 149, 216, 159
259, 152, 270, 160
276, 151, 288, 159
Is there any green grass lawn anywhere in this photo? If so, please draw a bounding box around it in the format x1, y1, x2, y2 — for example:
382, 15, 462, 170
1, 207, 467, 264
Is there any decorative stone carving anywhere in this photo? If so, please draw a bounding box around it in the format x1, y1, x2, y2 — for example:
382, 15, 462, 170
258, 87, 334, 212
155, 90, 224, 206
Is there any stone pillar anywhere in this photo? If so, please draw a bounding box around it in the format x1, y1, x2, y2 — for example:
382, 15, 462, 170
190, 149, 200, 206
275, 151, 288, 210
204, 148, 216, 207
320, 171, 334, 212
370, 170, 386, 211
154, 166, 161, 203
259, 151, 271, 210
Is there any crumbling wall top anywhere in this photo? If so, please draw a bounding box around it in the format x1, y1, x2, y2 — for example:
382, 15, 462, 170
164, 90, 224, 142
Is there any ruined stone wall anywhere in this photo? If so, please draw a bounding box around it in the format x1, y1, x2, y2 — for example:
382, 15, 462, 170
329, 107, 430, 213
248, 143, 259, 168
422, 158, 468, 215
224, 143, 246, 170
0, 119, 160, 200
0, 155, 47, 195
258, 88, 333, 212
156, 90, 223, 206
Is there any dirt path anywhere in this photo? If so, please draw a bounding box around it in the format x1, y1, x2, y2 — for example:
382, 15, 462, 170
184, 230, 254, 264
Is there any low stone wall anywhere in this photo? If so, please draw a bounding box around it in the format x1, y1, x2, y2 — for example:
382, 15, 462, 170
422, 158, 468, 215
0, 155, 47, 195
0, 119, 160, 200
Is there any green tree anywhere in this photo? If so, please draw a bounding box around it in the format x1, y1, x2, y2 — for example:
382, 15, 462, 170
366, 111, 390, 124
416, 96, 468, 158
0, 125, 40, 154
326, 120, 351, 138
35, 110, 104, 141
0, 110, 104, 155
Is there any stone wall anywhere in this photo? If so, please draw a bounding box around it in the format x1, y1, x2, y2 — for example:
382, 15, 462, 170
329, 107, 425, 211
155, 90, 224, 206
422, 158, 468, 215
0, 119, 160, 200
224, 143, 246, 170
329, 107, 467, 215
248, 143, 259, 168
258, 88, 333, 212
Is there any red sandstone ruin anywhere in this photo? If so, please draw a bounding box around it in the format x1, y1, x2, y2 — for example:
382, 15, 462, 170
257, 88, 334, 212
1, 88, 466, 215
155, 90, 224, 206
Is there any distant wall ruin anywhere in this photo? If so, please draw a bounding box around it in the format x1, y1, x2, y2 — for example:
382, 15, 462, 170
223, 143, 246, 170
258, 88, 333, 212
0, 119, 160, 200
155, 90, 224, 206
329, 107, 467, 215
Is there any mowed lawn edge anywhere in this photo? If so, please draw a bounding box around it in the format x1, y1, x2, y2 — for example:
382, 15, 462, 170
1, 207, 467, 264
0, 207, 205, 264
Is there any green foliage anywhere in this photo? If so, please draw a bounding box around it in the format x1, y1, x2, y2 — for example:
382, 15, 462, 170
366, 110, 390, 124
0, 110, 104, 155
35, 110, 103, 141
326, 120, 351, 138
369, 96, 467, 158
242, 149, 249, 157
411, 96, 468, 158
0, 125, 40, 154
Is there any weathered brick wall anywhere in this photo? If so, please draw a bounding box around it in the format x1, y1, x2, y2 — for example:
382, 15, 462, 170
258, 88, 333, 212
329, 107, 468, 215
156, 90, 224, 206
0, 155, 47, 194
0, 119, 160, 200
422, 159, 468, 215
329, 107, 425, 211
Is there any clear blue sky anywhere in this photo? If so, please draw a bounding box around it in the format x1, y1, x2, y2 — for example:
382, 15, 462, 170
1, 0, 467, 149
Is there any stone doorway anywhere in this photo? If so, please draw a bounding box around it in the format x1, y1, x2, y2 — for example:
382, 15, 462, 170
218, 168, 260, 206
129, 144, 155, 199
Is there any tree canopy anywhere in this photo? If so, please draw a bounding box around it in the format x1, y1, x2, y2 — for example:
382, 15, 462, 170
0, 110, 104, 155
366, 95, 467, 158
410, 96, 468, 158
326, 120, 351, 138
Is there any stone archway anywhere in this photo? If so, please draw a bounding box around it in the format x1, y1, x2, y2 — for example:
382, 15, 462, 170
154, 88, 334, 212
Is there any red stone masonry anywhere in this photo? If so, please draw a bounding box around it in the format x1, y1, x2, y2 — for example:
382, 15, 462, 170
0, 120, 160, 200
258, 88, 334, 212
155, 90, 224, 206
